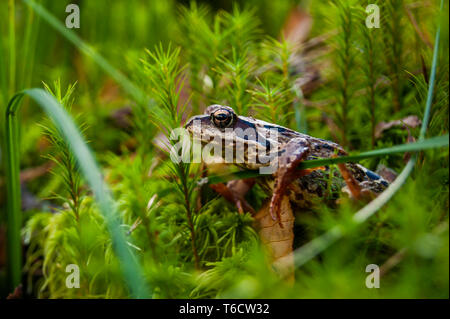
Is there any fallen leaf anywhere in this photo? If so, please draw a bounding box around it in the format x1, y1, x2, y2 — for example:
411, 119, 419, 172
7, 284, 23, 299
376, 164, 398, 183
375, 115, 421, 139
281, 5, 313, 45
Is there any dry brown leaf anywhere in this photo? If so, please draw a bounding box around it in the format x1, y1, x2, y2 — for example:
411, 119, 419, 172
281, 6, 313, 45
375, 115, 421, 139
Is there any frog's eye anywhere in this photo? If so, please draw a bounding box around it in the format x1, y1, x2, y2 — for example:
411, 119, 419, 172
211, 108, 235, 128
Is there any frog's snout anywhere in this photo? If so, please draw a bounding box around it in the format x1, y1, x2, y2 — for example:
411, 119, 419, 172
184, 116, 199, 130
184, 115, 206, 135
184, 117, 194, 130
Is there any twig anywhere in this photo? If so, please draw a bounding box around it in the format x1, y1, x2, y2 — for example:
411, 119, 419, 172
405, 5, 433, 49
380, 221, 449, 277
379, 248, 408, 277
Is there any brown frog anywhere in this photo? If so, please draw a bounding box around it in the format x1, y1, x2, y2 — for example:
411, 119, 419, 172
185, 105, 389, 277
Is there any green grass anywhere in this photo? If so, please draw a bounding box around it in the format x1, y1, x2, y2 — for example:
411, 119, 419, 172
5, 89, 149, 297
0, 0, 448, 299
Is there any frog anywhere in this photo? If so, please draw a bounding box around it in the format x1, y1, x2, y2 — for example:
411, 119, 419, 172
185, 105, 389, 277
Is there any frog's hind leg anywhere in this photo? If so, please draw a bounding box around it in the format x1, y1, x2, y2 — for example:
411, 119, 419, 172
337, 163, 364, 200
270, 137, 310, 227
338, 163, 387, 201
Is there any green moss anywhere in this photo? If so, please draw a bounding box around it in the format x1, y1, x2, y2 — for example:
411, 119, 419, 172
0, 0, 447, 298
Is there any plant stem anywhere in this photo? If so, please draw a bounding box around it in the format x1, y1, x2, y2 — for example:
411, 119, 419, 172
20, 2, 38, 90
5, 96, 21, 290
336, 2, 353, 148
368, 36, 376, 148
9, 0, 15, 97
386, 0, 404, 112
181, 165, 200, 269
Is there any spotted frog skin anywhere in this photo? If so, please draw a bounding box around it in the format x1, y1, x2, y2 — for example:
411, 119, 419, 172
185, 105, 389, 216
186, 105, 389, 278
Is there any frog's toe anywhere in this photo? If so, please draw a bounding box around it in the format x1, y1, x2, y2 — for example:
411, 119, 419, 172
269, 197, 279, 220
269, 192, 284, 228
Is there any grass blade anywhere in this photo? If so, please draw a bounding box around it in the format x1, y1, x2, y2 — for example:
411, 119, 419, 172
23, 0, 147, 104
281, 0, 445, 272
4, 89, 150, 298
4, 96, 21, 290
285, 158, 417, 270
8, 0, 15, 96
204, 134, 449, 184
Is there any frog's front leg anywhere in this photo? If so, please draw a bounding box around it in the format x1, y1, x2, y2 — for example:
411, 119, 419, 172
210, 178, 256, 214
270, 137, 311, 227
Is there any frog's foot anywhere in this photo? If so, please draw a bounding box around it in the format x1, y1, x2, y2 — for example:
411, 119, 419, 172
337, 163, 363, 200
270, 138, 310, 227
210, 178, 256, 214
338, 163, 376, 202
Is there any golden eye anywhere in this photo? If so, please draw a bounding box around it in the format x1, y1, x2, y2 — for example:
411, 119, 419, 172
211, 109, 234, 128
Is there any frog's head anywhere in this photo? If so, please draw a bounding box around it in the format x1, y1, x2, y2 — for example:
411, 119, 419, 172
185, 104, 298, 141
184, 105, 296, 169
185, 105, 237, 137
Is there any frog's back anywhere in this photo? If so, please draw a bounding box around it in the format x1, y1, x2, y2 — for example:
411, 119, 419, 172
249, 123, 389, 207
297, 133, 348, 159
244, 116, 348, 159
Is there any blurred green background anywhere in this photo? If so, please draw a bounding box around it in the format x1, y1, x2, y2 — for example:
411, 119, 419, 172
0, 0, 448, 299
